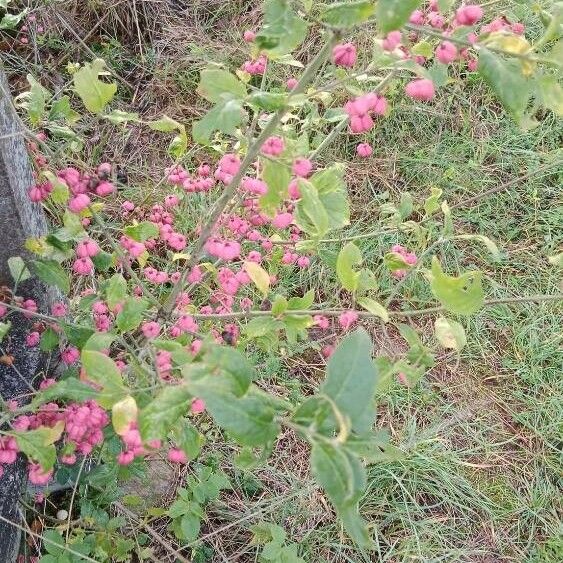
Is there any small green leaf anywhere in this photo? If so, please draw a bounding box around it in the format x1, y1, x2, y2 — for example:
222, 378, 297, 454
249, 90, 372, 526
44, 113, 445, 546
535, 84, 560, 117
287, 289, 315, 310
424, 187, 443, 216
29, 378, 99, 409
245, 261, 270, 296
429, 257, 484, 315
123, 221, 159, 242
271, 295, 289, 315
40, 327, 59, 352
73, 59, 117, 114
81, 350, 127, 408
536, 74, 563, 116
172, 420, 204, 460
478, 49, 531, 122
31, 259, 70, 294
138, 384, 193, 442
43, 171, 70, 205
294, 179, 329, 238
248, 91, 287, 111
197, 68, 247, 103
15, 422, 64, 470
0, 321, 11, 343
320, 1, 376, 28
357, 297, 389, 322
321, 328, 377, 433
259, 157, 291, 215
25, 74, 50, 126
116, 297, 149, 332
256, 0, 308, 56
104, 109, 140, 124
83, 332, 117, 352
0, 9, 27, 30
434, 316, 467, 351
7, 256, 30, 283
336, 242, 362, 292
376, 0, 422, 33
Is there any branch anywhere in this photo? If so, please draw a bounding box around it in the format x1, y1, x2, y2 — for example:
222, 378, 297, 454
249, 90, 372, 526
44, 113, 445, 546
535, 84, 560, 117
188, 294, 563, 321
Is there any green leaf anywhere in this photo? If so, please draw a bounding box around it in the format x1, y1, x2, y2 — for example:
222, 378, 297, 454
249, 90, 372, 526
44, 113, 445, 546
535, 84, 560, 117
256, 0, 308, 56
294, 179, 329, 238
411, 41, 433, 58
197, 68, 247, 103
357, 297, 389, 322
193, 99, 244, 144
203, 345, 255, 396
0, 9, 26, 30
437, 0, 454, 12
271, 295, 289, 315
320, 1, 376, 28
248, 91, 288, 111
15, 422, 64, 470
25, 75, 50, 126
123, 221, 159, 242
104, 109, 140, 124
259, 157, 291, 215
116, 297, 149, 332
187, 380, 279, 447
73, 59, 117, 114
40, 327, 59, 352
81, 350, 127, 408
105, 273, 127, 309
180, 513, 201, 542
41, 529, 66, 556
478, 49, 531, 121
244, 317, 283, 338
62, 324, 95, 350
321, 328, 377, 433
287, 289, 315, 310
8, 256, 30, 283
434, 316, 467, 351
43, 171, 70, 205
429, 257, 484, 315
31, 259, 70, 294
49, 96, 80, 123
548, 252, 563, 267
245, 261, 270, 297
424, 187, 443, 216
536, 74, 563, 116
310, 166, 350, 231
138, 384, 193, 441
147, 115, 182, 133
376, 0, 422, 33
172, 420, 204, 460
30, 378, 99, 409
83, 331, 117, 352
311, 442, 373, 549
336, 242, 362, 292
0, 321, 11, 343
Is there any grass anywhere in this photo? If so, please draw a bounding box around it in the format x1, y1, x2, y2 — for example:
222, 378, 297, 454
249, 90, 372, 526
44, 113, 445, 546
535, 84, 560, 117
2, 0, 562, 561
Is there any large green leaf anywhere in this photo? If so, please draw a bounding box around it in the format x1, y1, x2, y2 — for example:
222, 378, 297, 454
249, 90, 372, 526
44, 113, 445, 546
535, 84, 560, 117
429, 257, 484, 315
310, 166, 350, 231
197, 68, 247, 103
31, 259, 70, 294
138, 384, 193, 442
203, 345, 255, 396
73, 59, 117, 114
256, 0, 308, 56
478, 49, 531, 121
25, 74, 50, 126
30, 378, 99, 409
320, 1, 376, 28
321, 328, 377, 433
434, 316, 467, 351
15, 422, 64, 470
193, 99, 244, 144
376, 0, 422, 33
81, 350, 127, 408
187, 381, 279, 447
259, 158, 291, 216
336, 242, 362, 292
311, 442, 373, 549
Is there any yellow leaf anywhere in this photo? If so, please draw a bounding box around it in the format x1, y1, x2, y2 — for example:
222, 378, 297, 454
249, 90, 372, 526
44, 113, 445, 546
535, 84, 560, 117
112, 395, 138, 436
245, 261, 270, 296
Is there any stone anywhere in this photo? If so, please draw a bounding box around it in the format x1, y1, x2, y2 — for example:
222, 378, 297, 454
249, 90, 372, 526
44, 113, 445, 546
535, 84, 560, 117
0, 66, 55, 562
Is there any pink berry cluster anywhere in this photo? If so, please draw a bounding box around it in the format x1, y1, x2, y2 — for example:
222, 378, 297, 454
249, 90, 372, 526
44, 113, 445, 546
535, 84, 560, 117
390, 244, 418, 279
